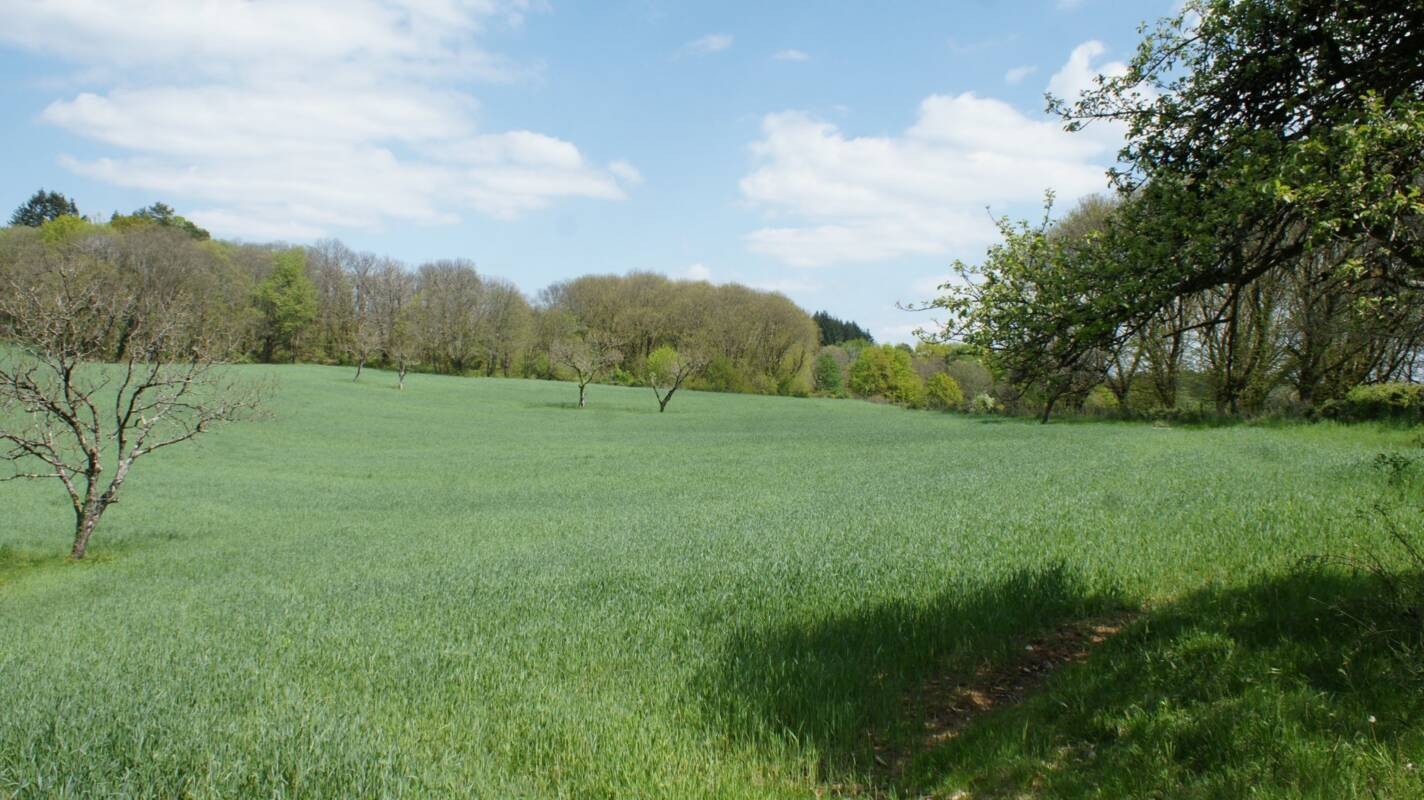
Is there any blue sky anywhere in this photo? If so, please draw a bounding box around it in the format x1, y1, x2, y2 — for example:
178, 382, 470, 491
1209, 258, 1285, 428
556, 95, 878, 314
0, 0, 1173, 341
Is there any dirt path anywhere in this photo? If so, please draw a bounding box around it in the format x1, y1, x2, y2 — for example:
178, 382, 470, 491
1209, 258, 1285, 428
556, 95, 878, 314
822, 613, 1137, 799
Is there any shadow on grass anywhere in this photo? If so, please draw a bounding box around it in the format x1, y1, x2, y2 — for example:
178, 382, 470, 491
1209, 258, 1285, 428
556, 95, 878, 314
520, 398, 663, 414
0, 543, 80, 589
902, 567, 1424, 799
698, 564, 1125, 790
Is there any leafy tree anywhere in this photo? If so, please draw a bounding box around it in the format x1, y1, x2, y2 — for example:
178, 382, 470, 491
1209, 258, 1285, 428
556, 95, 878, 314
813, 352, 844, 394
926, 196, 1109, 422
848, 345, 925, 408
255, 249, 318, 363
926, 373, 965, 411
646, 345, 709, 412
1041, 0, 1424, 361
9, 189, 79, 227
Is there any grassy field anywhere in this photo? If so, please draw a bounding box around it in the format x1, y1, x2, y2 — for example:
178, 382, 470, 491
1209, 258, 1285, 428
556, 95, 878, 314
1, 364, 1421, 798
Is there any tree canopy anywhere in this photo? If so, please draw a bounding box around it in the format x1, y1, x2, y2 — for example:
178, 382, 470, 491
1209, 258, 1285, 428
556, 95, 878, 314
928, 0, 1424, 420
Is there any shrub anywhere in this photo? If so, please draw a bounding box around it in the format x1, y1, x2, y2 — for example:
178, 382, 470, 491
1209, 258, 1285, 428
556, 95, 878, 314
1082, 385, 1121, 417
1318, 383, 1424, 423
971, 392, 1001, 415
849, 345, 925, 407
813, 352, 843, 394
606, 367, 640, 387
926, 372, 964, 411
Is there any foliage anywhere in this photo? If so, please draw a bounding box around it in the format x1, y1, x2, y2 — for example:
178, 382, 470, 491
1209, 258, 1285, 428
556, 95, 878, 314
545, 273, 818, 397
812, 310, 874, 345
1082, 384, 1121, 416
971, 392, 1001, 415
813, 352, 843, 394
110, 202, 211, 240
8, 189, 78, 227
926, 196, 1109, 422
924, 0, 1424, 422
848, 344, 925, 407
645, 344, 709, 412
254, 249, 318, 363
1319, 383, 1424, 423
924, 372, 964, 411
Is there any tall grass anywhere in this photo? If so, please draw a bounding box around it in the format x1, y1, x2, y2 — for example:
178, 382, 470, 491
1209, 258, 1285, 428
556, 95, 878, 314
0, 365, 1417, 797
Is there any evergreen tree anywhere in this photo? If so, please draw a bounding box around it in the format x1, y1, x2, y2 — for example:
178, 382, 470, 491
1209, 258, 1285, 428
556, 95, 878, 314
9, 189, 79, 227
813, 311, 874, 345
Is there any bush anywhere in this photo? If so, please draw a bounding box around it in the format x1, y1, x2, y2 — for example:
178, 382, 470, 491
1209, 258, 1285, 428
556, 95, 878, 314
1082, 385, 1121, 417
971, 392, 1001, 415
1318, 383, 1424, 423
849, 345, 925, 407
926, 373, 964, 411
813, 352, 843, 394
606, 367, 640, 387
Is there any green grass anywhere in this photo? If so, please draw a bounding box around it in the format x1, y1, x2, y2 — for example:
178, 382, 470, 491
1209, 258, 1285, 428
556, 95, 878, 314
1, 364, 1420, 798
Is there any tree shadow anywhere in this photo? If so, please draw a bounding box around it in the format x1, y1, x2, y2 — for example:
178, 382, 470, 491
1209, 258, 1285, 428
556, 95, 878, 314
697, 563, 1125, 790
900, 566, 1424, 798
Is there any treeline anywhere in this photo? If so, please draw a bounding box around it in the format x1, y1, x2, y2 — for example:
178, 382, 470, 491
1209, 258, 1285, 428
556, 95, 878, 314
0, 214, 822, 397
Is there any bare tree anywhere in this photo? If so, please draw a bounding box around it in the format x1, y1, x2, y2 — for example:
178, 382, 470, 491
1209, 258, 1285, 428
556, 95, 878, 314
345, 251, 379, 381
646, 345, 709, 413
0, 258, 265, 559
551, 331, 622, 407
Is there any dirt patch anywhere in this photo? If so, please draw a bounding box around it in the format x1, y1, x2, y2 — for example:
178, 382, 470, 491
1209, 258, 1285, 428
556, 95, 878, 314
822, 613, 1136, 798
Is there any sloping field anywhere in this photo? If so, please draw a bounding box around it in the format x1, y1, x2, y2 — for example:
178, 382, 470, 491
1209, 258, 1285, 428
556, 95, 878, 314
1, 365, 1418, 798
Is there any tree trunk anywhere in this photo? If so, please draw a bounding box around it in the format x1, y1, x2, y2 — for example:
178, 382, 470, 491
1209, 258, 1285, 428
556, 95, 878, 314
1040, 393, 1058, 424
70, 503, 106, 560
353, 357, 365, 382
658, 391, 672, 412
397, 359, 408, 390
578, 382, 588, 407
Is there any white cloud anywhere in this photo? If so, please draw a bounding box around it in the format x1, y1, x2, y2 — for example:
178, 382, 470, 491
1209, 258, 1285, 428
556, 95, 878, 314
683, 263, 713, 281
772, 49, 810, 62
2, 0, 635, 239
681, 33, 734, 57
740, 87, 1112, 267
1004, 65, 1037, 84
1046, 40, 1127, 102
608, 160, 644, 185
1046, 40, 1135, 148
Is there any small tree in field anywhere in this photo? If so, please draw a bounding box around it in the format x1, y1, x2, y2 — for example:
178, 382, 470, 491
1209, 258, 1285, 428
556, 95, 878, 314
551, 331, 622, 407
646, 345, 708, 413
0, 258, 266, 559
